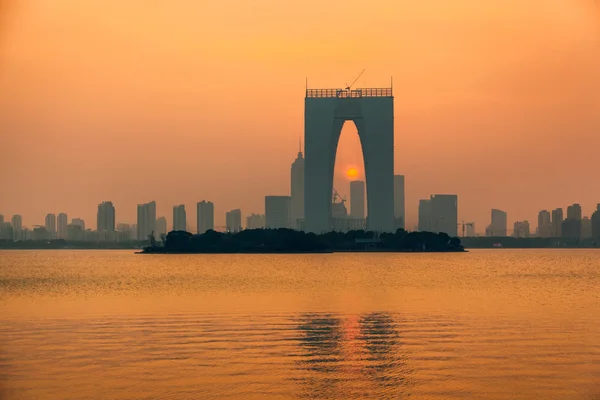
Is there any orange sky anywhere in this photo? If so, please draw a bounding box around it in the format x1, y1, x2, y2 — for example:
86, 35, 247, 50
0, 0, 598, 231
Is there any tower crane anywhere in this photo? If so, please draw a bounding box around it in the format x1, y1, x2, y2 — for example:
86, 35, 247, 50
332, 188, 347, 205
345, 69, 365, 91
457, 221, 475, 237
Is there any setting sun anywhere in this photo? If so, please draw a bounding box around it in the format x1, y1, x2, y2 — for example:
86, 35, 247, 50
346, 167, 359, 179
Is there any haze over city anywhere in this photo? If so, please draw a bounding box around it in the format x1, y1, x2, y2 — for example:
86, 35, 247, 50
1, 0, 599, 230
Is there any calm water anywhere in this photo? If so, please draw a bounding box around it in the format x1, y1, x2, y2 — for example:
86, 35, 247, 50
0, 250, 599, 399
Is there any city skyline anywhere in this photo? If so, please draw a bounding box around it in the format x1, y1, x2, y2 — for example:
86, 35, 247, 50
0, 1, 599, 231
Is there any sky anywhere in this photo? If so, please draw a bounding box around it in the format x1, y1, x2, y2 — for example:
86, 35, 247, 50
0, 0, 598, 232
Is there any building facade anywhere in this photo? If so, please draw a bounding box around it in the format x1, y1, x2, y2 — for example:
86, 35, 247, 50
290, 149, 304, 229
551, 208, 564, 237
265, 196, 292, 229
393, 175, 405, 230
246, 213, 265, 229
97, 201, 116, 232
537, 210, 552, 238
197, 201, 214, 233
57, 213, 68, 239
592, 204, 600, 239
11, 214, 22, 240
513, 221, 530, 238
225, 209, 242, 233
350, 180, 365, 219
173, 205, 186, 231
137, 201, 156, 240
429, 194, 458, 237
45, 213, 56, 238
486, 209, 507, 237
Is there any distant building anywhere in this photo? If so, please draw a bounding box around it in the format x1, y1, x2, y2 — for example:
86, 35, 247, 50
562, 203, 583, 241
290, 148, 304, 229
173, 205, 186, 231
97, 201, 116, 231
418, 199, 431, 232
466, 223, 476, 237
57, 213, 68, 239
246, 213, 265, 229
537, 210, 552, 238
350, 180, 365, 219
394, 175, 405, 230
429, 194, 458, 237
581, 217, 592, 239
33, 226, 49, 241
551, 208, 564, 237
265, 196, 292, 229
137, 201, 156, 240
0, 222, 12, 240
45, 213, 56, 238
567, 203, 582, 221
591, 204, 600, 239
156, 217, 167, 237
11, 214, 22, 240
225, 209, 242, 233
513, 221, 530, 238
66, 224, 84, 241
71, 218, 85, 231
197, 201, 214, 233
486, 209, 507, 237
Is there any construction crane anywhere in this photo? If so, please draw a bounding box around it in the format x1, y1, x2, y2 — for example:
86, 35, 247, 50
332, 188, 347, 205
345, 69, 365, 91
457, 221, 475, 237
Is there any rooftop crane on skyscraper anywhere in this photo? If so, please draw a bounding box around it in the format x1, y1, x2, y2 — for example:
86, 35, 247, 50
345, 69, 365, 91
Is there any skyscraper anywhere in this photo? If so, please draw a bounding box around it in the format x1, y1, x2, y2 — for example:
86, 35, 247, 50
57, 213, 68, 239
562, 203, 583, 240
393, 175, 405, 230
265, 196, 292, 229
137, 201, 156, 240
350, 180, 365, 219
197, 201, 214, 233
566, 203, 582, 221
97, 201, 116, 231
591, 204, 600, 239
11, 214, 22, 240
71, 218, 85, 231
551, 208, 564, 237
581, 217, 592, 239
429, 194, 458, 237
156, 216, 167, 237
513, 221, 530, 238
173, 205, 186, 231
290, 147, 304, 229
418, 199, 431, 232
486, 209, 507, 237
45, 213, 56, 238
225, 209, 242, 233
537, 210, 552, 238
246, 214, 265, 229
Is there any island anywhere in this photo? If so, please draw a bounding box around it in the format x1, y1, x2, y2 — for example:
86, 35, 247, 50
140, 228, 465, 254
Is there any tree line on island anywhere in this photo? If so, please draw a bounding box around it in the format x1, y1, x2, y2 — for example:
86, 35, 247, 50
142, 228, 465, 254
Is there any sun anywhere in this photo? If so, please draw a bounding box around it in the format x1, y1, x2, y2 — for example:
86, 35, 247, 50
346, 167, 359, 179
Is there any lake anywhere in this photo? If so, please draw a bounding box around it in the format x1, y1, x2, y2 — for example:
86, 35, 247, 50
1, 249, 599, 399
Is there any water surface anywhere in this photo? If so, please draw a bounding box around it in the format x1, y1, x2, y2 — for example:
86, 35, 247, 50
1, 249, 599, 399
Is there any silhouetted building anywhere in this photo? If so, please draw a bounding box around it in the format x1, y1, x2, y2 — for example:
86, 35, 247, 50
562, 218, 581, 241
466, 223, 476, 237
137, 201, 156, 240
581, 217, 592, 239
265, 196, 292, 229
567, 203, 582, 221
225, 209, 242, 233
394, 175, 405, 230
97, 201, 116, 232
33, 226, 49, 241
592, 204, 600, 239
551, 208, 564, 237
197, 201, 214, 233
11, 214, 22, 240
513, 221, 530, 238
173, 205, 186, 231
0, 222, 12, 240
537, 210, 552, 238
66, 224, 83, 241
418, 199, 431, 231
246, 213, 265, 229
428, 194, 458, 236
45, 213, 56, 238
350, 180, 365, 219
57, 213, 68, 239
156, 217, 167, 237
71, 218, 85, 231
290, 148, 304, 229
486, 209, 507, 237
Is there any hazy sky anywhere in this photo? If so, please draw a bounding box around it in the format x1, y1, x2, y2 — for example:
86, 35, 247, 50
0, 0, 598, 231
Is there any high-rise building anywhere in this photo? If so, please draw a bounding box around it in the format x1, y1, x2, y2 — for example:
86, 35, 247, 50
137, 201, 156, 240
537, 210, 552, 238
581, 217, 592, 239
265, 196, 292, 229
562, 203, 582, 240
513, 221, 530, 238
566, 203, 582, 221
551, 208, 564, 237
290, 148, 304, 229
11, 214, 22, 240
429, 194, 458, 237
45, 213, 56, 238
0, 214, 4, 238
486, 209, 507, 237
246, 213, 265, 229
71, 218, 85, 231
97, 201, 116, 231
156, 217, 167, 237
225, 209, 242, 233
172, 205, 186, 231
418, 199, 431, 232
466, 223, 476, 237
197, 201, 214, 233
350, 180, 365, 219
57, 213, 68, 239
393, 175, 405, 230
591, 204, 600, 239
